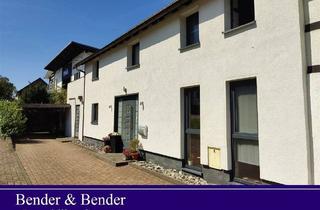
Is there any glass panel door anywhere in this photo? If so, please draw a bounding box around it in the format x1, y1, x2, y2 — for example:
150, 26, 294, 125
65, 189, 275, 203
115, 95, 139, 148
74, 105, 80, 138
184, 87, 201, 170
230, 79, 260, 181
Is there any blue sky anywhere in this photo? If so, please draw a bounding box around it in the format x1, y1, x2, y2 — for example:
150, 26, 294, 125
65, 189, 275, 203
0, 0, 173, 90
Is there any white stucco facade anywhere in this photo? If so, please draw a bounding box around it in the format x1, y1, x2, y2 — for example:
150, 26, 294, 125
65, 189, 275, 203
67, 77, 84, 140
305, 0, 320, 185
67, 0, 319, 184
65, 52, 93, 138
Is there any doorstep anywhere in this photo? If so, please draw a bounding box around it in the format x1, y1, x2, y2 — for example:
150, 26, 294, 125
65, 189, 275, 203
98, 152, 129, 167
72, 141, 128, 167
57, 137, 75, 143
182, 167, 203, 177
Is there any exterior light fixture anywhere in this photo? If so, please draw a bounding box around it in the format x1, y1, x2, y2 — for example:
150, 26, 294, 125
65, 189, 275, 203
140, 101, 144, 110
78, 96, 84, 103
123, 86, 127, 94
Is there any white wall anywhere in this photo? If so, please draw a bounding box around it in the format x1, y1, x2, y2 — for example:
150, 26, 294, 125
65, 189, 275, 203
309, 74, 320, 184
305, 0, 320, 184
79, 0, 311, 184
71, 52, 92, 81
305, 0, 320, 67
67, 77, 84, 140
66, 52, 93, 139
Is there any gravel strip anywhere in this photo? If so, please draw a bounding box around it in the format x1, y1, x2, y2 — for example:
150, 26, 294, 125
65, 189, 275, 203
73, 140, 102, 152
73, 140, 208, 185
133, 161, 208, 185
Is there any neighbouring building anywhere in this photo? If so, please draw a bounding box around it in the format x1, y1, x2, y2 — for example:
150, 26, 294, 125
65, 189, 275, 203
44, 41, 98, 137
44, 41, 98, 91
16, 78, 48, 100
64, 0, 319, 185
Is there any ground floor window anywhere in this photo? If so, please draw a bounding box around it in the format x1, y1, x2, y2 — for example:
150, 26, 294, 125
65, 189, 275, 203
91, 103, 98, 125
184, 87, 201, 170
230, 79, 260, 182
74, 105, 80, 138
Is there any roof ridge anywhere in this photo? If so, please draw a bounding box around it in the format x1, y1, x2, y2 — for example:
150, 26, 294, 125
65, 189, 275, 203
75, 0, 193, 67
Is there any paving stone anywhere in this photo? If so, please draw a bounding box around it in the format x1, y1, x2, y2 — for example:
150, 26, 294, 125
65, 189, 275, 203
0, 140, 31, 185
10, 137, 172, 185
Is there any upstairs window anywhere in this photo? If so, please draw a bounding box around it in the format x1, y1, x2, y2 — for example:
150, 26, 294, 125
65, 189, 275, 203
92, 60, 99, 81
91, 103, 99, 124
74, 72, 80, 81
62, 63, 72, 89
230, 0, 255, 29
127, 42, 140, 70
131, 43, 140, 66
186, 12, 199, 46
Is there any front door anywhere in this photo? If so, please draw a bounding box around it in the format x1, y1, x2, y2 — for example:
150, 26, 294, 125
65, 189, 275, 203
74, 105, 80, 138
184, 87, 201, 170
230, 79, 260, 182
115, 95, 139, 148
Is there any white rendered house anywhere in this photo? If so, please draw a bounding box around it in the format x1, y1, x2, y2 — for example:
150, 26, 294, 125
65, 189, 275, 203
44, 41, 98, 91
44, 41, 98, 137
67, 0, 320, 185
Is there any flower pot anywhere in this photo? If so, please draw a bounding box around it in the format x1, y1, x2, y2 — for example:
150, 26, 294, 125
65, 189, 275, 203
131, 152, 140, 160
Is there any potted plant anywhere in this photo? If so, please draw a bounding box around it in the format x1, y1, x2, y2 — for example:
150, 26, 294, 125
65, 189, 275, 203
129, 139, 140, 160
102, 134, 111, 146
103, 132, 123, 153
122, 139, 141, 160
188, 154, 195, 165
123, 148, 131, 160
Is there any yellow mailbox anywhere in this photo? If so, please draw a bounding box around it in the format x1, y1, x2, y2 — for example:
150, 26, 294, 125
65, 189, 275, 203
208, 147, 221, 170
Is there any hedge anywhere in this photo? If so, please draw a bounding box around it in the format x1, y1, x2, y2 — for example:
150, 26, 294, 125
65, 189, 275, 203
0, 100, 27, 137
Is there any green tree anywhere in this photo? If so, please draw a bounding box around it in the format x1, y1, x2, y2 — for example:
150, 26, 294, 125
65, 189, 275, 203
0, 75, 16, 100
19, 82, 49, 104
49, 88, 67, 104
0, 100, 27, 137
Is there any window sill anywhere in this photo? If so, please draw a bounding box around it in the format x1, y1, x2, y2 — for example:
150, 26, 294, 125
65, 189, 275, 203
92, 77, 99, 82
126, 64, 140, 71
179, 42, 201, 53
91, 121, 98, 125
223, 20, 257, 36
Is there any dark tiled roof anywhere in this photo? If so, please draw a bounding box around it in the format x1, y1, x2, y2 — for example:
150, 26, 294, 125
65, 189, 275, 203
45, 41, 99, 71
17, 78, 47, 95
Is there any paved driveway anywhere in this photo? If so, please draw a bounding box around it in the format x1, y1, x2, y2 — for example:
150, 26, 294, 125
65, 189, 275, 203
13, 137, 172, 185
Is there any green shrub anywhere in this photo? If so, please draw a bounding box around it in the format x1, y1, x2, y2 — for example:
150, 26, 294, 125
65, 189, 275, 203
0, 100, 27, 137
49, 89, 67, 104
0, 75, 16, 101
129, 139, 140, 152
